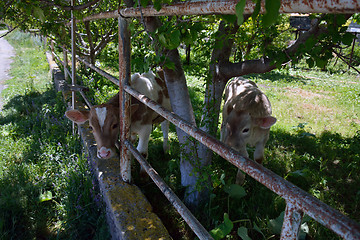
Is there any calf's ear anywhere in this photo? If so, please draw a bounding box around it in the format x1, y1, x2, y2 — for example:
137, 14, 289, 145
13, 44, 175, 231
255, 116, 277, 129
65, 110, 90, 124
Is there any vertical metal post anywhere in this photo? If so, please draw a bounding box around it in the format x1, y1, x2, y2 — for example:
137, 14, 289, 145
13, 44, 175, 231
63, 46, 69, 81
281, 202, 303, 239
50, 40, 55, 60
71, 0, 76, 134
118, 16, 131, 183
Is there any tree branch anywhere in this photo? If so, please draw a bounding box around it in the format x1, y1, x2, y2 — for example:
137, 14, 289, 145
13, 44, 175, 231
38, 0, 102, 11
0, 16, 28, 38
220, 17, 323, 79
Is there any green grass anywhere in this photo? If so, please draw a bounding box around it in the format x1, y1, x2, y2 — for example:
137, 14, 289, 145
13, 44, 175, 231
0, 31, 110, 240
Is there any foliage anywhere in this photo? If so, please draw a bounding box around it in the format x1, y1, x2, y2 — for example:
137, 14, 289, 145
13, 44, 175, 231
1, 1, 359, 239
0, 31, 109, 239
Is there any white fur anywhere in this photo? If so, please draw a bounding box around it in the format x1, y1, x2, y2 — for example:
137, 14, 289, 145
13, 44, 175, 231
95, 107, 107, 130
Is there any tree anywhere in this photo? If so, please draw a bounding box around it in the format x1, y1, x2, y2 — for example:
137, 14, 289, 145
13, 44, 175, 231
1, 0, 357, 208
123, 1, 356, 207
0, 0, 118, 64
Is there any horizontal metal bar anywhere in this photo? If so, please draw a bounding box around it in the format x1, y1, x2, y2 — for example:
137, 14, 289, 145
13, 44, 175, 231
60, 46, 119, 86
50, 47, 92, 108
78, 91, 92, 108
69, 84, 89, 92
76, 56, 119, 86
80, 0, 360, 22
123, 140, 214, 240
124, 84, 360, 240
51, 49, 72, 79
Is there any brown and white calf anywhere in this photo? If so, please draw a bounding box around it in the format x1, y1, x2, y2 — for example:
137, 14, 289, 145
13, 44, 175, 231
65, 70, 171, 164
220, 77, 277, 184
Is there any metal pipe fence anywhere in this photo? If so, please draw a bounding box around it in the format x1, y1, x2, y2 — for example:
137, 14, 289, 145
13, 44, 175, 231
56, 40, 360, 239
55, 1, 360, 239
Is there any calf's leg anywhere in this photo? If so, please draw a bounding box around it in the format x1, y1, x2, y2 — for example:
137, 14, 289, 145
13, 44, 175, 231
136, 124, 152, 178
161, 120, 169, 153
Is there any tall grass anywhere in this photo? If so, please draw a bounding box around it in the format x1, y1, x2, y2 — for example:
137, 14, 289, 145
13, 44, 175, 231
0, 31, 110, 239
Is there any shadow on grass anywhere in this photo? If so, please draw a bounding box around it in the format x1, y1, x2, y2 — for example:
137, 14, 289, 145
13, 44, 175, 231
0, 88, 110, 240
140, 121, 360, 239
266, 128, 360, 219
246, 70, 311, 84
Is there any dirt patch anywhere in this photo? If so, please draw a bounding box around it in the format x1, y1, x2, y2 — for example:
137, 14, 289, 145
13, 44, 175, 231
284, 87, 332, 100
302, 103, 335, 114
0, 30, 15, 110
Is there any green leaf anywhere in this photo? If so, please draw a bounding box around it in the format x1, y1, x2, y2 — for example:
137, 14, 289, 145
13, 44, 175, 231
221, 15, 237, 24
237, 226, 252, 240
269, 211, 309, 239
33, 7, 45, 22
306, 57, 315, 68
342, 32, 355, 46
315, 58, 327, 69
262, 0, 280, 27
253, 222, 265, 238
210, 213, 234, 240
39, 191, 53, 203
164, 58, 175, 70
220, 173, 226, 185
268, 211, 284, 234
168, 29, 181, 49
304, 36, 316, 50
158, 32, 167, 47
224, 184, 247, 199
140, 0, 149, 7
251, 0, 261, 22
235, 0, 247, 25
154, 0, 162, 11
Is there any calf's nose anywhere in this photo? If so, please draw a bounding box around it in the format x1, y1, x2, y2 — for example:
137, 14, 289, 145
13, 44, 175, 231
98, 147, 112, 159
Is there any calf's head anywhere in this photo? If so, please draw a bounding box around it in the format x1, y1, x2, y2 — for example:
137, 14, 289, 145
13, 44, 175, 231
221, 107, 277, 157
65, 104, 120, 159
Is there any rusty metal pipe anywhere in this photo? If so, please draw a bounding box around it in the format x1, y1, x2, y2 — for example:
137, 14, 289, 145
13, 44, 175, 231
118, 17, 132, 183
281, 202, 303, 240
77, 56, 119, 86
124, 84, 360, 240
50, 49, 72, 78
80, 0, 360, 22
59, 46, 120, 86
71, 0, 76, 134
124, 140, 214, 240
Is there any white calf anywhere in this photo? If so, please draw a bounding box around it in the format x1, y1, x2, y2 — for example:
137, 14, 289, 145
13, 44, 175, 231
221, 77, 277, 184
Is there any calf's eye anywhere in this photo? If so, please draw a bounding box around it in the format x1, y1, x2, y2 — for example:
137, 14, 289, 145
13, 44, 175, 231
242, 128, 249, 133
112, 124, 118, 129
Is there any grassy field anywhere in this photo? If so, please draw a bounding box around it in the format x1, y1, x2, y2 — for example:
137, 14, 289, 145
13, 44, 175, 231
0, 32, 110, 239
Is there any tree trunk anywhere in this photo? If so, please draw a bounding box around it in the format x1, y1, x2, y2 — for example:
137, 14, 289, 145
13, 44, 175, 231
143, 16, 205, 207
196, 22, 239, 182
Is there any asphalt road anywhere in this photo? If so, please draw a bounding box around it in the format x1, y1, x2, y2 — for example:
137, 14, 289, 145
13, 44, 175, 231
0, 30, 15, 110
